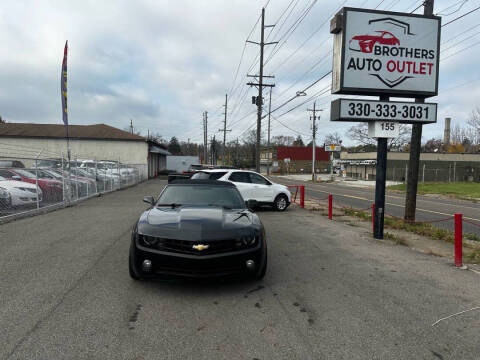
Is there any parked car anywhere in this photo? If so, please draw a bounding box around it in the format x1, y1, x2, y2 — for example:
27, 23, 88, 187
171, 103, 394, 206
191, 169, 291, 211
0, 169, 62, 202
0, 175, 42, 209
0, 160, 25, 168
129, 179, 267, 280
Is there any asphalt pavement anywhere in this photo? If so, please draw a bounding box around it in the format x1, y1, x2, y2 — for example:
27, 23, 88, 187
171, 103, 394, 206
273, 176, 480, 236
1, 178, 480, 359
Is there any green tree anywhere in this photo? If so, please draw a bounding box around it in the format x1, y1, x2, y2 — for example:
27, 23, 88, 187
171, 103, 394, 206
0, 115, 5, 123
168, 136, 182, 155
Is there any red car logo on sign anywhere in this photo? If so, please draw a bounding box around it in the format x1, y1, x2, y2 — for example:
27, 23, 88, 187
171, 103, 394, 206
349, 31, 400, 53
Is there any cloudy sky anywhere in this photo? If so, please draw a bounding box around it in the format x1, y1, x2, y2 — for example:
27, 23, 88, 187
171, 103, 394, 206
0, 0, 479, 145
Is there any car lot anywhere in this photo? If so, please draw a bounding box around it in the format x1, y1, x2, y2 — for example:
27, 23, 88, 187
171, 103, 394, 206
1, 178, 480, 359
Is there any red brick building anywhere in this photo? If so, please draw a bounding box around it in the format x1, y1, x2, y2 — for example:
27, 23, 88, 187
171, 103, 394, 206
261, 146, 330, 174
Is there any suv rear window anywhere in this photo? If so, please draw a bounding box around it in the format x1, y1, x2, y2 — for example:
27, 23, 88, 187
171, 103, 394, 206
229, 172, 251, 183
191, 171, 227, 180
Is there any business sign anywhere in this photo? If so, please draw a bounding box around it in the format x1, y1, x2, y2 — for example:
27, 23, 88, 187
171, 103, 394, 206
324, 145, 341, 152
368, 121, 399, 138
331, 7, 441, 97
330, 98, 437, 123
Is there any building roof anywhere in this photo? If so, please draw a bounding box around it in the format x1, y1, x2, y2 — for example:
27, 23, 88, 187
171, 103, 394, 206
0, 123, 146, 141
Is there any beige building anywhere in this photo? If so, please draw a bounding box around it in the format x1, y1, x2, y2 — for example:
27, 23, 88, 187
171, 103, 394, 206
340, 151, 480, 182
0, 123, 168, 178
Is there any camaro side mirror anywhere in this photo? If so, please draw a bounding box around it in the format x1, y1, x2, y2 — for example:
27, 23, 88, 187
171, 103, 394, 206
143, 196, 155, 206
246, 199, 258, 210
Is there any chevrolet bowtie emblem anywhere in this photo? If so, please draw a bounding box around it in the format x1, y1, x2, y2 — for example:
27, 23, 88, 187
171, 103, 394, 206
192, 244, 209, 251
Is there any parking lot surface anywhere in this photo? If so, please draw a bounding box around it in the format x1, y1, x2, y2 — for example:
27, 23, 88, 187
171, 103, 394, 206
1, 178, 479, 359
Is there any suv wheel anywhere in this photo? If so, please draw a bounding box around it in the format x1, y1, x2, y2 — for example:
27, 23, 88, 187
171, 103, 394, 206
273, 194, 288, 212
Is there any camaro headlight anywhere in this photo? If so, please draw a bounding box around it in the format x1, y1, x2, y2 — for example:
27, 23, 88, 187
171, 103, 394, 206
0, 187, 10, 199
238, 235, 258, 246
140, 234, 158, 246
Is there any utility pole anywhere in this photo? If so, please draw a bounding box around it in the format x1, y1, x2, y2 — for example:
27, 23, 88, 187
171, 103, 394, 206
247, 7, 276, 173
404, 0, 434, 222
236, 138, 239, 167
203, 111, 208, 164
129, 119, 134, 134
219, 94, 231, 165
267, 88, 272, 176
307, 102, 322, 182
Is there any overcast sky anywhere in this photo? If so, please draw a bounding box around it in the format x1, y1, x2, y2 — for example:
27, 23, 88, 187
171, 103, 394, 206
0, 0, 479, 146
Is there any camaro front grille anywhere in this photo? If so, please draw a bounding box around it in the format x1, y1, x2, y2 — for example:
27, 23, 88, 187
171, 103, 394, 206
139, 235, 251, 255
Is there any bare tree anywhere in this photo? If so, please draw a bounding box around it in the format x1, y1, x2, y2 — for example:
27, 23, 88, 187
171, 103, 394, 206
347, 123, 410, 150
271, 135, 295, 146
323, 132, 342, 145
467, 108, 480, 145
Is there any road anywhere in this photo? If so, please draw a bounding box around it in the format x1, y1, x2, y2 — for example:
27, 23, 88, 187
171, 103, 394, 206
273, 176, 480, 236
1, 178, 480, 359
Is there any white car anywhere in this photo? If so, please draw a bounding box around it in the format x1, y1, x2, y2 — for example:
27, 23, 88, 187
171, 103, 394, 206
191, 169, 291, 211
0, 176, 43, 208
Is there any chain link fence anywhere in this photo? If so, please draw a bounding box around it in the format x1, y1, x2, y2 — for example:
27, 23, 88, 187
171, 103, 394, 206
344, 162, 480, 183
0, 153, 147, 221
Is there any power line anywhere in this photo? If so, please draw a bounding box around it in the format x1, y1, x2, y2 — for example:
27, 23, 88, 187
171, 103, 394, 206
269, 70, 332, 114
436, 0, 468, 15
441, 29, 480, 52
410, 2, 425, 13
442, 23, 480, 45
375, 0, 387, 9
441, 38, 480, 61
263, 0, 318, 66
442, 5, 480, 27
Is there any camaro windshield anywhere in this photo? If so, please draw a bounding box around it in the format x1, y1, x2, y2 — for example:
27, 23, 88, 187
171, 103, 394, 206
158, 185, 245, 209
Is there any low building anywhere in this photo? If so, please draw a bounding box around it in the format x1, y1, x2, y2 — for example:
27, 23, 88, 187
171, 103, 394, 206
167, 155, 200, 173
340, 151, 480, 182
0, 123, 168, 178
260, 146, 330, 174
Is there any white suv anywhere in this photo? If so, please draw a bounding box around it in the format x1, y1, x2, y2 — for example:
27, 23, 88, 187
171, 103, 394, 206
191, 169, 291, 211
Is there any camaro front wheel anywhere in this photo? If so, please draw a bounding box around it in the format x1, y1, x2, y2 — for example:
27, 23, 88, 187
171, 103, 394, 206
129, 243, 143, 280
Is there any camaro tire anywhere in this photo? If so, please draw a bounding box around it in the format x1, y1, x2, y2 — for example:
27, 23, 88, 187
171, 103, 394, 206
129, 243, 143, 280
273, 194, 288, 212
255, 248, 267, 280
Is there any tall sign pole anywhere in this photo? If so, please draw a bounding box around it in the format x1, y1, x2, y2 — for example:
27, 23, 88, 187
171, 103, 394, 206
405, 0, 434, 222
374, 95, 389, 239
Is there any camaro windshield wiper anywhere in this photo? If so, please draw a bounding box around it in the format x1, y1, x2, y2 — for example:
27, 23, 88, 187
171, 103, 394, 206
157, 203, 182, 208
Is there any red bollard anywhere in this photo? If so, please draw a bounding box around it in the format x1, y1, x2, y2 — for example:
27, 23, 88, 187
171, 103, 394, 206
454, 213, 463, 267
372, 203, 375, 234
300, 186, 305, 208
328, 194, 333, 220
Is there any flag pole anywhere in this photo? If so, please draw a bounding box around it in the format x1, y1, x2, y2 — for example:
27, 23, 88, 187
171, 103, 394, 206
61, 40, 72, 203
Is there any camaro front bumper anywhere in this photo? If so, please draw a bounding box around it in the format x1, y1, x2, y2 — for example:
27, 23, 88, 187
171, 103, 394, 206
131, 237, 266, 278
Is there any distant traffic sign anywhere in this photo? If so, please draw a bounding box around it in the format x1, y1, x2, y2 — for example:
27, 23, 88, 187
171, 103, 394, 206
325, 145, 341, 152
330, 99, 437, 123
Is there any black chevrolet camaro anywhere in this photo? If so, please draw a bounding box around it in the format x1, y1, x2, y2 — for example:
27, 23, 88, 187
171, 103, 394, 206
129, 180, 267, 280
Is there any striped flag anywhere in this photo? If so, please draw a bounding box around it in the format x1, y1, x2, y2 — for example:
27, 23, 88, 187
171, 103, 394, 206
61, 41, 68, 127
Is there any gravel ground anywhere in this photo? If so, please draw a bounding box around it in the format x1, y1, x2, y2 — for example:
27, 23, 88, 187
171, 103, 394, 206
1, 178, 479, 359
